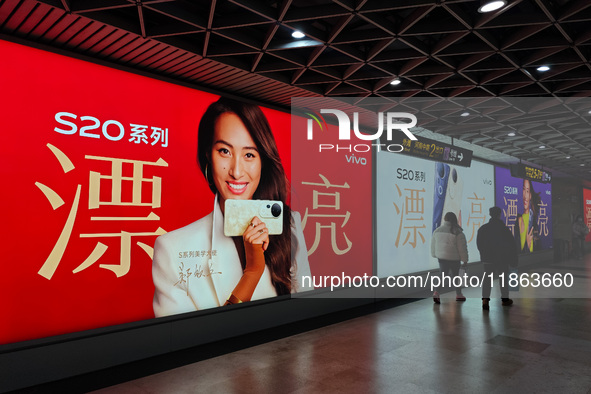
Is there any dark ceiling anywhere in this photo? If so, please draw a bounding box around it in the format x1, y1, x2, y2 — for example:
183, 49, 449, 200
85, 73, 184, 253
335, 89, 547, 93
2, 0, 591, 180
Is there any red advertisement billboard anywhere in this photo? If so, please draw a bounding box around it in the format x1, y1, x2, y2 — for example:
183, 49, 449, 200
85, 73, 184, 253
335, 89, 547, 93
1, 38, 376, 345
584, 188, 591, 243
290, 112, 373, 283
0, 39, 300, 344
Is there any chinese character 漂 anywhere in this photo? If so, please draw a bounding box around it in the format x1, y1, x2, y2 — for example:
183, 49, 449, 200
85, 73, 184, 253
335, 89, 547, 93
504, 196, 518, 235
393, 184, 426, 248
36, 144, 168, 280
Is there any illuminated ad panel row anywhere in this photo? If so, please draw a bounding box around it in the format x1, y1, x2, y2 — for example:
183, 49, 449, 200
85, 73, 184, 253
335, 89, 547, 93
494, 167, 553, 252
376, 153, 495, 277
1, 39, 357, 345
290, 100, 373, 288
585, 188, 591, 243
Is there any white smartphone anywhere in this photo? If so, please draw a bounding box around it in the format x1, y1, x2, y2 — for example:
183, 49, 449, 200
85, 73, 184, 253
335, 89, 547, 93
442, 166, 464, 226
224, 199, 284, 237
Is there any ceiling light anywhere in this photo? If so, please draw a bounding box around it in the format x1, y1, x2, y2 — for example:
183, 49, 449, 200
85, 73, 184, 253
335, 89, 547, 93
566, 156, 571, 159
390, 78, 401, 85
291, 31, 305, 39
460, 112, 470, 117
539, 145, 546, 149
537, 65, 550, 72
478, 0, 507, 13
580, 164, 585, 166
508, 132, 516, 136
588, 110, 591, 114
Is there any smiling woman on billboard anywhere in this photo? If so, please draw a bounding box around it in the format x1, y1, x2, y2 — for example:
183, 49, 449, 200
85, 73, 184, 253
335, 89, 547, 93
151, 97, 312, 317
516, 178, 541, 253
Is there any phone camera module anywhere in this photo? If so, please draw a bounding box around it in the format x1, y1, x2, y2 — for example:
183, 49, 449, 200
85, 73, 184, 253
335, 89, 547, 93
271, 203, 282, 218
437, 162, 444, 177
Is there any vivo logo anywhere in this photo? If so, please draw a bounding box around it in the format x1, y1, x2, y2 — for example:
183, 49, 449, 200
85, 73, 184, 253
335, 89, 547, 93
307, 110, 418, 141
483, 179, 492, 185
345, 154, 367, 165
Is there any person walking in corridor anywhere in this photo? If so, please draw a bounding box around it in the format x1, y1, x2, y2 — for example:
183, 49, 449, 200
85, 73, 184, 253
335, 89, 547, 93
431, 212, 468, 303
477, 206, 517, 310
572, 215, 589, 259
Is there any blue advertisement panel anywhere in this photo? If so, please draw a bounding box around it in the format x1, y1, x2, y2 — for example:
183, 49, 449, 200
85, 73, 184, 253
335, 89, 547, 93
495, 167, 553, 252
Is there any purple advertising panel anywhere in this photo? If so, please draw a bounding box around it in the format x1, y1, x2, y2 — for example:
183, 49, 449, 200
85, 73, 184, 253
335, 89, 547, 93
495, 167, 553, 253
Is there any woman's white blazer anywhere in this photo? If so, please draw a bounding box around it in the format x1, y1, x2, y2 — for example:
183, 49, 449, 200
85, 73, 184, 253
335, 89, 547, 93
152, 199, 313, 317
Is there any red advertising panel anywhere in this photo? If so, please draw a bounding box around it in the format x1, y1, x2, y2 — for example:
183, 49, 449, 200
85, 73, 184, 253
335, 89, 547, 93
0, 39, 298, 344
290, 105, 373, 286
584, 188, 591, 243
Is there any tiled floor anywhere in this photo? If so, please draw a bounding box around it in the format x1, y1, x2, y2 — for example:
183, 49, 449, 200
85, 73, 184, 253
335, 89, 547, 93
68, 256, 591, 393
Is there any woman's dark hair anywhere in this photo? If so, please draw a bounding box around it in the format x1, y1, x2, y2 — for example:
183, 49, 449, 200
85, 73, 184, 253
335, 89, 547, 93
197, 97, 293, 295
523, 179, 541, 218
444, 211, 462, 233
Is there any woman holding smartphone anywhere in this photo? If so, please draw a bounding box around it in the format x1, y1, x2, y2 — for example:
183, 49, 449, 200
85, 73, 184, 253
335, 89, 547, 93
517, 178, 539, 253
152, 97, 312, 317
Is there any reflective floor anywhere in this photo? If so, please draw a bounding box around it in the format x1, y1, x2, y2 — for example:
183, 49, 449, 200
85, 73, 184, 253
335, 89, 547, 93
84, 254, 591, 394
83, 256, 591, 393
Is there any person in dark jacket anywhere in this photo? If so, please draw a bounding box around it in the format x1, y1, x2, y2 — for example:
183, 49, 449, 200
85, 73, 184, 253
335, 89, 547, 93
572, 215, 589, 259
476, 206, 518, 310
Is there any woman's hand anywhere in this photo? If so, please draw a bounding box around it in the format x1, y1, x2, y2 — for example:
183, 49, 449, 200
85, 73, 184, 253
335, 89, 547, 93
224, 216, 268, 305
242, 215, 268, 276
526, 225, 534, 249
243, 216, 270, 252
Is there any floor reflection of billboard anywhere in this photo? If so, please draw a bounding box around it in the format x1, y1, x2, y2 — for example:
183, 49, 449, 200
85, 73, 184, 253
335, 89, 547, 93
495, 167, 553, 253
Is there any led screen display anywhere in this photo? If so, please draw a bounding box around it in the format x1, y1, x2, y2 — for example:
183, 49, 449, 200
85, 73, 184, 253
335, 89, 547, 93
581, 188, 591, 243
290, 109, 373, 284
494, 167, 553, 253
376, 151, 495, 277
0, 39, 332, 344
